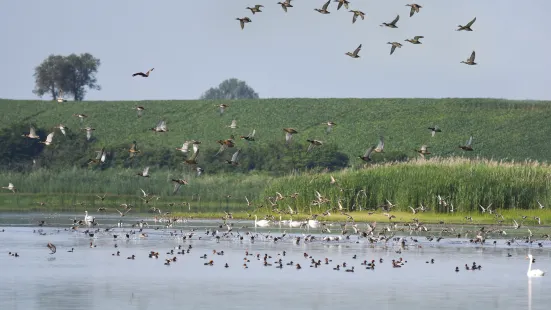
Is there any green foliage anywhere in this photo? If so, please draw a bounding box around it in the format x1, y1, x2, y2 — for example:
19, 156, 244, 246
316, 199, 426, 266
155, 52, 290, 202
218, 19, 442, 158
199, 78, 259, 99
263, 157, 551, 213
32, 53, 101, 101
0, 123, 46, 172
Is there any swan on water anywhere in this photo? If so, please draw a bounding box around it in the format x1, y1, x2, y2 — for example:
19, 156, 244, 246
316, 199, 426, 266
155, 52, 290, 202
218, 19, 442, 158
307, 219, 320, 229
527, 254, 546, 277
254, 215, 270, 227
288, 217, 302, 228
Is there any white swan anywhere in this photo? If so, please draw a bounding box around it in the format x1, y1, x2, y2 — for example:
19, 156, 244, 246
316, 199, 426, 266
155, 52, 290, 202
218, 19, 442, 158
307, 219, 320, 229
288, 217, 302, 228
527, 254, 546, 277
254, 215, 270, 227
84, 211, 95, 224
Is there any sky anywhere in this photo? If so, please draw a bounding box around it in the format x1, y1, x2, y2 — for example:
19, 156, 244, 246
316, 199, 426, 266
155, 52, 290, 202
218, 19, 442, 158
0, 0, 549, 101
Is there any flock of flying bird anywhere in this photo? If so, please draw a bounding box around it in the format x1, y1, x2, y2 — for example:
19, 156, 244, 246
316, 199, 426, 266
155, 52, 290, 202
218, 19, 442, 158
237, 1, 478, 63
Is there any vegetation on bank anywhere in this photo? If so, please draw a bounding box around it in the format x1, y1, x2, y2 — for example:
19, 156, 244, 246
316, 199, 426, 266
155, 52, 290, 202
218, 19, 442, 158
263, 157, 551, 213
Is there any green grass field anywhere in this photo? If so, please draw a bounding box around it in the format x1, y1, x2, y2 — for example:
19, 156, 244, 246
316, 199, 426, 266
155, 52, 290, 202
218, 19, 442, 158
1, 98, 551, 163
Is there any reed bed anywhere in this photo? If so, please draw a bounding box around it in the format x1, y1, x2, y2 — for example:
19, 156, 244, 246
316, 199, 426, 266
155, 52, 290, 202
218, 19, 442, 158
263, 157, 551, 213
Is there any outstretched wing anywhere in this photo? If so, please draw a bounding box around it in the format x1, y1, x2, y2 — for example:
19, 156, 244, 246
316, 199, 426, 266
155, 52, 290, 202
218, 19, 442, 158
285, 132, 293, 143
376, 136, 384, 151
173, 183, 182, 194
391, 15, 400, 25
363, 146, 375, 159
466, 136, 473, 147
466, 17, 476, 28
231, 149, 241, 162
353, 44, 362, 56
469, 51, 476, 62
414, 36, 424, 40
390, 45, 397, 55
45, 132, 54, 143
322, 0, 330, 10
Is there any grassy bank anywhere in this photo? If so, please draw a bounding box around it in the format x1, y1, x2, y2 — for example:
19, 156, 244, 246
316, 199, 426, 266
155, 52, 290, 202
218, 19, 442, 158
0, 169, 273, 212
2, 98, 551, 163
263, 157, 551, 213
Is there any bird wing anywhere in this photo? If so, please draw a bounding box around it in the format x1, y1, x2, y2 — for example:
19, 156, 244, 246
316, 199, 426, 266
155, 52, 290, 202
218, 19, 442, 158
46, 132, 54, 143
420, 145, 427, 152
59, 127, 66, 135
231, 149, 241, 162
466, 136, 473, 146
231, 120, 237, 128
192, 143, 199, 154
215, 144, 227, 156
414, 36, 424, 40
307, 143, 314, 153
352, 13, 357, 23
353, 44, 362, 56
469, 51, 476, 62
377, 136, 384, 151
173, 183, 182, 194
249, 129, 256, 138
390, 45, 396, 55
86, 130, 92, 140
240, 19, 245, 29
363, 146, 375, 158
391, 15, 400, 25
143, 166, 149, 175
409, 6, 415, 17
322, 0, 330, 10
30, 126, 37, 136
159, 120, 167, 131
181, 141, 190, 152
285, 132, 293, 143
130, 141, 137, 152
189, 148, 199, 161
466, 17, 476, 27
100, 151, 106, 163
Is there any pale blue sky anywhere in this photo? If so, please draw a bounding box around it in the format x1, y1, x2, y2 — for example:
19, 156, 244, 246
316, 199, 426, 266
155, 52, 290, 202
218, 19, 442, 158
0, 0, 549, 101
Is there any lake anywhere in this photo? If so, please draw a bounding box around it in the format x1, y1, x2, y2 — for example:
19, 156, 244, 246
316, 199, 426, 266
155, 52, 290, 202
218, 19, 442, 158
0, 213, 550, 310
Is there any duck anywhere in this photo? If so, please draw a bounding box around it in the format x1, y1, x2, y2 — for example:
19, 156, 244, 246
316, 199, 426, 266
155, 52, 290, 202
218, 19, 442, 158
358, 146, 375, 162
73, 114, 88, 121
127, 255, 135, 260
277, 0, 293, 12
151, 120, 168, 133
333, 265, 340, 271
224, 263, 229, 268
416, 145, 431, 157
204, 260, 214, 266
455, 267, 460, 272
405, 4, 422, 17
1, 183, 16, 193
283, 128, 298, 144
132, 68, 154, 77
171, 179, 188, 194
461, 51, 477, 65
345, 266, 355, 272
67, 248, 74, 253
349, 10, 365, 24
22, 126, 40, 139
127, 141, 141, 158
458, 136, 474, 151
246, 5, 263, 14
137, 166, 150, 178
428, 125, 442, 137
387, 42, 402, 55
405, 36, 423, 44
381, 15, 399, 28
236, 17, 252, 30
54, 124, 68, 136
345, 44, 362, 58
306, 140, 323, 152
457, 17, 476, 31
134, 106, 145, 117
39, 132, 55, 146
240, 129, 256, 141
315, 0, 331, 14
225, 149, 241, 166
296, 263, 302, 270
81, 127, 95, 141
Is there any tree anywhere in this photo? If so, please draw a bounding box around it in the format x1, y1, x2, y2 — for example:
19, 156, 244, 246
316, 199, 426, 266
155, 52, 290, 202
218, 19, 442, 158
200, 78, 259, 100
33, 53, 101, 101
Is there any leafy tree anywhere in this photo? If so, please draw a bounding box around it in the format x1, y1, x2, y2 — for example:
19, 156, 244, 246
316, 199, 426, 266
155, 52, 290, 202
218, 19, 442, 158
32, 53, 101, 101
200, 78, 259, 100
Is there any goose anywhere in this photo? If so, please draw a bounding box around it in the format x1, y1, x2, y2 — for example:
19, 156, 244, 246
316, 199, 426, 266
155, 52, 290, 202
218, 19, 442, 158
277, 0, 293, 12
461, 51, 477, 65
151, 120, 168, 132
345, 44, 362, 58
246, 4, 263, 14
347, 9, 366, 24
358, 146, 375, 162
387, 42, 402, 55
128, 141, 140, 158
405, 4, 422, 17
236, 17, 252, 30
315, 0, 331, 14
39, 132, 55, 146
526, 254, 545, 277
381, 15, 399, 28
87, 148, 106, 165
132, 68, 154, 77
457, 17, 476, 31
254, 215, 270, 227
137, 166, 150, 177
2, 183, 16, 193
22, 126, 40, 139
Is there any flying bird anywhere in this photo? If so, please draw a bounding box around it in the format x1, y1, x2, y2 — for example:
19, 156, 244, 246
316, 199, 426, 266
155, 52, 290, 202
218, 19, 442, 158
345, 44, 362, 58
236, 17, 252, 30
387, 42, 403, 55
457, 17, 476, 31
283, 128, 298, 144
137, 166, 150, 177
277, 0, 293, 12
406, 4, 422, 17
226, 149, 242, 166
135, 106, 145, 117
374, 136, 385, 153
358, 146, 375, 162
39, 132, 55, 146
349, 10, 365, 24
47, 242, 56, 254
2, 183, 16, 193
461, 51, 477, 65
306, 140, 323, 152
151, 120, 168, 132
246, 5, 263, 14
334, 0, 350, 10
132, 68, 154, 77
172, 179, 189, 194
405, 36, 424, 44
315, 0, 331, 14
82, 127, 95, 141
22, 126, 40, 139
381, 15, 399, 28
428, 125, 441, 137
459, 136, 474, 151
